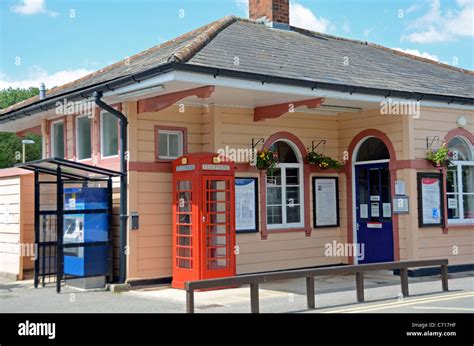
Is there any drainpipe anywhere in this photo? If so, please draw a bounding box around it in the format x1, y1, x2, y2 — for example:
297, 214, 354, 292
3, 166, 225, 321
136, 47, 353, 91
93, 91, 128, 284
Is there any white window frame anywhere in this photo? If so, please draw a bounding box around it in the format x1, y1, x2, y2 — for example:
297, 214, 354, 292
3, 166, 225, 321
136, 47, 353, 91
100, 111, 119, 159
266, 140, 304, 230
447, 136, 474, 225
50, 120, 65, 159
447, 160, 474, 225
157, 130, 183, 160
75, 114, 92, 161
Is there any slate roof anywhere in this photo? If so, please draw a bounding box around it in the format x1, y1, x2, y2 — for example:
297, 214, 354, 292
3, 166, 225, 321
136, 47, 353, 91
2, 16, 473, 117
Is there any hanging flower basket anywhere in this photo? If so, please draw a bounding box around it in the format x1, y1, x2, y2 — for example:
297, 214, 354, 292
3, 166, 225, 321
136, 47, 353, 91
256, 149, 279, 175
426, 141, 454, 168
307, 151, 342, 170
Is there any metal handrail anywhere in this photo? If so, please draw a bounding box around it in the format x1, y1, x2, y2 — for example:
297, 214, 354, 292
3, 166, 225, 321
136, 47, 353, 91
184, 259, 449, 313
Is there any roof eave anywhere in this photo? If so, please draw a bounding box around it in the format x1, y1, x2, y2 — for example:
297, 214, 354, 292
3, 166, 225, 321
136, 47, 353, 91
2, 61, 473, 125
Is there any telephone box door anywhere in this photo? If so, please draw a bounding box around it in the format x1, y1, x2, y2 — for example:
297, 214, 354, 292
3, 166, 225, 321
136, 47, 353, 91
201, 176, 236, 279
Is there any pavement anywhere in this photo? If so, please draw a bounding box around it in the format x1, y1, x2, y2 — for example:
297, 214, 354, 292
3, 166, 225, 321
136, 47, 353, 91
0, 271, 472, 313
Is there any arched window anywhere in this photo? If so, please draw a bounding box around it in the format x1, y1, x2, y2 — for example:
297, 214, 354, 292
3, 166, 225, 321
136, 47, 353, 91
447, 136, 474, 224
356, 137, 390, 162
266, 140, 304, 228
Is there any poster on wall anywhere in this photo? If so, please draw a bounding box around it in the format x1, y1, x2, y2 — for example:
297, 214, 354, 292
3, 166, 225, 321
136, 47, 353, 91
417, 173, 444, 227
313, 177, 339, 228
235, 178, 258, 233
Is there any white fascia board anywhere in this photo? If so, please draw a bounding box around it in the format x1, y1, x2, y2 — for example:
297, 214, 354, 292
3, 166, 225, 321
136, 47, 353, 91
173, 70, 474, 111
101, 71, 176, 100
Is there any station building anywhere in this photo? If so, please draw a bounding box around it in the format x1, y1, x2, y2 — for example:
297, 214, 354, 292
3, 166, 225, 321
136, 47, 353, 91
0, 0, 472, 285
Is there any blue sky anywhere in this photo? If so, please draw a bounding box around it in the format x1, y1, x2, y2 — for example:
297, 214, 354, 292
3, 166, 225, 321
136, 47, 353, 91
0, 0, 473, 89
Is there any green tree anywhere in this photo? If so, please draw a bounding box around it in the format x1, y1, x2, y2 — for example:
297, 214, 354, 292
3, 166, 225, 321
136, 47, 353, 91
0, 87, 39, 110
0, 133, 42, 168
0, 87, 42, 168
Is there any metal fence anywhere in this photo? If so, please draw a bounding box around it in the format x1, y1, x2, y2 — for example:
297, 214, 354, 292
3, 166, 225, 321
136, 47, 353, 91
184, 259, 449, 313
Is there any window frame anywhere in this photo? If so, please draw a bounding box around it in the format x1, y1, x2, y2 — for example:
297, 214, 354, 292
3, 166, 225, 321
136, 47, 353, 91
50, 119, 65, 159
154, 125, 187, 162
75, 114, 93, 161
266, 140, 304, 230
447, 160, 474, 225
447, 136, 474, 225
100, 111, 119, 159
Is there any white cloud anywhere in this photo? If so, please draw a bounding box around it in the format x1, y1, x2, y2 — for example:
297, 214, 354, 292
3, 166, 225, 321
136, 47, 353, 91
363, 28, 373, 37
11, 0, 58, 17
233, 0, 248, 16
341, 17, 350, 34
393, 48, 439, 61
0, 66, 93, 90
403, 0, 474, 43
290, 2, 331, 32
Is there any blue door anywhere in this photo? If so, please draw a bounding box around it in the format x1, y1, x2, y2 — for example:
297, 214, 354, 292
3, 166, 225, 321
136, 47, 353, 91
355, 163, 394, 263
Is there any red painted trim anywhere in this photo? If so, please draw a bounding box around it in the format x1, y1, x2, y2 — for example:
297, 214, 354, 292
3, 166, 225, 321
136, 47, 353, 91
47, 116, 67, 159
154, 125, 188, 162
440, 167, 449, 234
396, 159, 434, 170
254, 97, 325, 122
309, 166, 342, 174
234, 163, 258, 172
345, 129, 400, 263
129, 161, 172, 173
0, 168, 33, 178
260, 131, 311, 239
445, 224, 474, 230
16, 126, 41, 137
138, 86, 215, 113
443, 128, 474, 145
259, 170, 268, 240
265, 228, 306, 233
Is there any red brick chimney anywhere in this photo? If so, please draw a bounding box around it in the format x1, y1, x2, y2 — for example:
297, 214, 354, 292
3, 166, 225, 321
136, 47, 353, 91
249, 0, 290, 29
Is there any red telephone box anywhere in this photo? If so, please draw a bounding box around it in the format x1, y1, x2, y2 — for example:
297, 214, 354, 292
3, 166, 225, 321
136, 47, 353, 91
171, 153, 236, 289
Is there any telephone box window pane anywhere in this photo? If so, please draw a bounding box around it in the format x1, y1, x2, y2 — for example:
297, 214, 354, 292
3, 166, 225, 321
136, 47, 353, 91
208, 224, 227, 235
178, 214, 191, 224
178, 236, 191, 246
177, 247, 192, 258
178, 225, 191, 235
209, 213, 227, 224
178, 181, 192, 191
208, 247, 227, 258
178, 259, 191, 269
208, 259, 228, 270
178, 191, 192, 212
